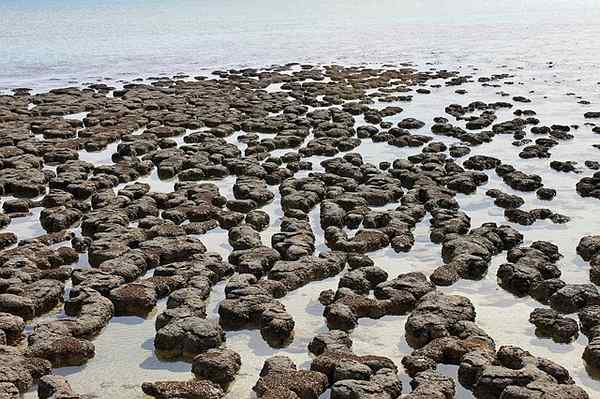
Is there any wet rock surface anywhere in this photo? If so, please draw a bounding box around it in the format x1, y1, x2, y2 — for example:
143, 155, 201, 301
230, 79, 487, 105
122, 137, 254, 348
254, 355, 328, 398
218, 273, 294, 347
0, 62, 597, 398
578, 236, 600, 286
191, 348, 241, 386
141, 380, 224, 399
529, 307, 579, 343
431, 222, 522, 286
467, 346, 589, 399
308, 329, 403, 399
497, 241, 564, 300
320, 271, 435, 331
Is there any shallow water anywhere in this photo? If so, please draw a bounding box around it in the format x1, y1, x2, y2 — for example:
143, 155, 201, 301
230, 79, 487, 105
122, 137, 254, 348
10, 62, 600, 398
3, 1, 600, 398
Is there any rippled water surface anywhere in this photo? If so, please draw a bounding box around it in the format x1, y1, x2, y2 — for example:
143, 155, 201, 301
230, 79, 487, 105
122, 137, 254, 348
3, 1, 600, 398
1, 0, 600, 90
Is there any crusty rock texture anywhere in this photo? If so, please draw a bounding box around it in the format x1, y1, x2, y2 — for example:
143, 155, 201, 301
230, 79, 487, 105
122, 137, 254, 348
0, 62, 594, 398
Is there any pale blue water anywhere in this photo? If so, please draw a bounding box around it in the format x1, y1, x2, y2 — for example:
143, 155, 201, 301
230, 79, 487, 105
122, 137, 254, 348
1, 0, 600, 90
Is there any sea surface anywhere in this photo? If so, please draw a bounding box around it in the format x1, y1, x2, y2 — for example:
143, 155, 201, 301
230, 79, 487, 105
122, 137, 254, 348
3, 1, 600, 398
1, 0, 599, 91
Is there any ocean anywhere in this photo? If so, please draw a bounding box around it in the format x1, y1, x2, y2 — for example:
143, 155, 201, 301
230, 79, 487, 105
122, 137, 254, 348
1, 0, 599, 91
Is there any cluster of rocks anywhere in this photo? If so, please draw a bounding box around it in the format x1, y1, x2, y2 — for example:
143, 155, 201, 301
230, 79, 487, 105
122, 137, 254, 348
401, 292, 492, 372
142, 380, 225, 399
496, 164, 544, 192
485, 188, 524, 209
308, 330, 404, 399
496, 241, 563, 300
0, 240, 74, 319
430, 222, 523, 286
254, 355, 329, 398
529, 307, 579, 343
153, 253, 233, 359
251, 328, 441, 399
432, 101, 515, 145
320, 267, 435, 331
143, 348, 242, 399
218, 273, 295, 347
579, 305, 600, 370
573, 235, 600, 369
277, 154, 422, 256
0, 241, 113, 373
401, 292, 589, 398
38, 375, 83, 399
268, 251, 347, 292
26, 287, 113, 367
0, 62, 598, 398
465, 346, 589, 399
503, 207, 569, 225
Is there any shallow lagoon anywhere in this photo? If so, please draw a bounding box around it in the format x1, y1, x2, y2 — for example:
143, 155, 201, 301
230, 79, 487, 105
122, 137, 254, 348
10, 62, 600, 397
2, 1, 600, 398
